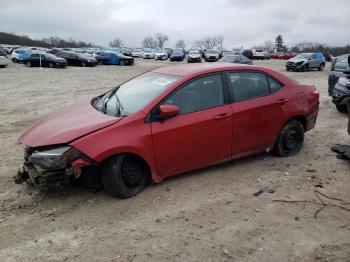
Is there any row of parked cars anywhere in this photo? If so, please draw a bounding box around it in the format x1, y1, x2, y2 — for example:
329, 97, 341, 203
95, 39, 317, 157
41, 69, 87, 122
0, 46, 135, 68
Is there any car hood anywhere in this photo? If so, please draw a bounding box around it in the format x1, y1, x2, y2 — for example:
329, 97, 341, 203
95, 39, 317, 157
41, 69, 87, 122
189, 54, 200, 58
288, 57, 307, 63
19, 100, 121, 148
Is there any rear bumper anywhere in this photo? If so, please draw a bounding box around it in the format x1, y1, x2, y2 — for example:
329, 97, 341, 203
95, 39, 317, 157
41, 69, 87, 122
306, 105, 319, 131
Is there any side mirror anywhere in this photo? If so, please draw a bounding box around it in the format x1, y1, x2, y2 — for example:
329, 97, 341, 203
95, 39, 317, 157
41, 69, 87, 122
159, 104, 180, 119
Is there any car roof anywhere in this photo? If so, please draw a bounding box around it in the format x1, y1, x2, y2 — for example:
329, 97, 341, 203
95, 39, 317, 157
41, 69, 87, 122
153, 63, 257, 77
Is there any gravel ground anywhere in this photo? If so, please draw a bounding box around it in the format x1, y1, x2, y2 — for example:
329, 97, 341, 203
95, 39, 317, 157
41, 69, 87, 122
0, 58, 349, 262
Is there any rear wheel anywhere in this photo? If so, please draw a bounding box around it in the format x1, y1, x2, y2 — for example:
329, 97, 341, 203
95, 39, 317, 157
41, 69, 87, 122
318, 63, 325, 71
49, 62, 54, 68
102, 155, 150, 198
27, 61, 32, 67
336, 104, 347, 113
272, 120, 304, 157
81, 61, 86, 67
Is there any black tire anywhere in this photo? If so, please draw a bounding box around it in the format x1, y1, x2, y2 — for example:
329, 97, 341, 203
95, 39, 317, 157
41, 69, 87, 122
318, 63, 325, 71
120, 59, 126, 66
102, 154, 150, 198
272, 120, 304, 157
81, 61, 86, 67
301, 64, 307, 72
49, 62, 54, 68
336, 105, 347, 113
27, 61, 32, 67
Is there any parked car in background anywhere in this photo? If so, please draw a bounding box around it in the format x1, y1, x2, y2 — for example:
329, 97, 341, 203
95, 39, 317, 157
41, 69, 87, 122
143, 49, 155, 59
204, 49, 219, 62
11, 49, 31, 63
16, 63, 319, 198
0, 56, 9, 68
24, 53, 67, 68
131, 49, 143, 58
331, 56, 350, 112
187, 50, 202, 63
252, 49, 267, 60
269, 52, 283, 59
219, 54, 253, 65
328, 54, 350, 96
154, 50, 168, 60
121, 48, 132, 57
56, 51, 98, 67
92, 51, 134, 65
47, 48, 62, 55
0, 48, 7, 57
286, 53, 326, 72
322, 53, 334, 62
241, 49, 253, 60
279, 53, 297, 60
170, 49, 185, 61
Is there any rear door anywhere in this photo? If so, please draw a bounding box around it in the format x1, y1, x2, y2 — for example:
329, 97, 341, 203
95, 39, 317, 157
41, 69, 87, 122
151, 73, 233, 178
227, 71, 287, 157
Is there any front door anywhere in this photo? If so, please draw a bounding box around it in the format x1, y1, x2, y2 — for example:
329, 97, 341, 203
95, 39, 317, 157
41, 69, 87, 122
151, 73, 233, 178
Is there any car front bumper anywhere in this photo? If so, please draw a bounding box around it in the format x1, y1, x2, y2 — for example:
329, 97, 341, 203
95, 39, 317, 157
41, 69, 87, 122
286, 62, 305, 70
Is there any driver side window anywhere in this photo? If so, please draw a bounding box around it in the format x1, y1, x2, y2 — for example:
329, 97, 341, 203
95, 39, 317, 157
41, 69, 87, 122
162, 74, 224, 115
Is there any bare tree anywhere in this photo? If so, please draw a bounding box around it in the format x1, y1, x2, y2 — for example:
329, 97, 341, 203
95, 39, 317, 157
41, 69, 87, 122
155, 33, 169, 49
216, 35, 224, 51
194, 36, 223, 50
109, 37, 123, 48
142, 36, 157, 48
175, 39, 186, 49
263, 40, 274, 53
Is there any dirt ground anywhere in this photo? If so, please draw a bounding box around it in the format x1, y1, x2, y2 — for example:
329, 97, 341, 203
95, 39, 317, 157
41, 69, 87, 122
0, 58, 349, 262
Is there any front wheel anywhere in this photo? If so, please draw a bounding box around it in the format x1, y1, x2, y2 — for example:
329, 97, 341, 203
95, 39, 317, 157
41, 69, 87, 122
120, 60, 126, 66
27, 61, 32, 67
49, 62, 54, 68
272, 120, 304, 157
81, 61, 86, 67
102, 155, 150, 198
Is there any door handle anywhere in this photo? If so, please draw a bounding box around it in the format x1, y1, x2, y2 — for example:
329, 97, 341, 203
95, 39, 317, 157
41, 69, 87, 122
275, 98, 289, 105
213, 113, 232, 120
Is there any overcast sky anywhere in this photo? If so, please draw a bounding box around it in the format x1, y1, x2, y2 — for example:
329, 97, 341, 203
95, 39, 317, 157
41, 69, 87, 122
0, 0, 349, 49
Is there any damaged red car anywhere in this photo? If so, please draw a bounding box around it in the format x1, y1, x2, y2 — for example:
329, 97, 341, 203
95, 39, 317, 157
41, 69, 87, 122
17, 63, 319, 198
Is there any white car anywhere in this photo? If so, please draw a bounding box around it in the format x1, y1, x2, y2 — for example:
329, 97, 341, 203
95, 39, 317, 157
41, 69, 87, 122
154, 50, 168, 60
0, 56, 9, 68
143, 49, 155, 59
131, 49, 143, 58
252, 49, 267, 60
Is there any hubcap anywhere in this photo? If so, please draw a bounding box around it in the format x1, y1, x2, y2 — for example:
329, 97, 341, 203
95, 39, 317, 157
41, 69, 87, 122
283, 130, 299, 150
121, 158, 143, 187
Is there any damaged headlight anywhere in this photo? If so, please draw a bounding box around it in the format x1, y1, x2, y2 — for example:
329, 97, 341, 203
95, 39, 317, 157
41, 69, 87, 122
28, 146, 80, 170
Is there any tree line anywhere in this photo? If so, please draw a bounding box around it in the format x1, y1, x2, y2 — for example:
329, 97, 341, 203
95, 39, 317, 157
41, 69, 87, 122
1, 31, 349, 56
0, 32, 94, 48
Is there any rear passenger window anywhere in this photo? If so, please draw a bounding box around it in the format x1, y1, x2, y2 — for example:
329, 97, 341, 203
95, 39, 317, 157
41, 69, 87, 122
229, 72, 270, 102
268, 77, 283, 93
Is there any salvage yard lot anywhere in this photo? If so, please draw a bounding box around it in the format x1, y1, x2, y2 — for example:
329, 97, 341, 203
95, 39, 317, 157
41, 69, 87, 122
0, 59, 349, 261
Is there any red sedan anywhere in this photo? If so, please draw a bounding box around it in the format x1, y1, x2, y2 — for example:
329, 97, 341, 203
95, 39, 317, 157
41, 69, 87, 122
17, 63, 319, 198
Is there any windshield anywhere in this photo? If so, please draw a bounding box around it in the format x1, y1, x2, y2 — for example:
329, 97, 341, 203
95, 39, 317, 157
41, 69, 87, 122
295, 53, 311, 59
334, 56, 350, 72
93, 72, 180, 117
45, 53, 58, 59
206, 49, 217, 54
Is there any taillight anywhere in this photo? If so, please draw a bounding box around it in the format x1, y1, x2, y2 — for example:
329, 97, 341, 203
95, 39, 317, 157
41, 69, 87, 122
311, 88, 319, 97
